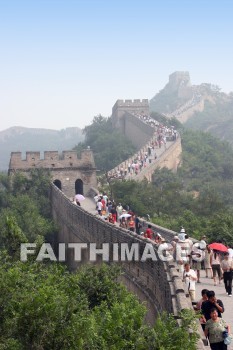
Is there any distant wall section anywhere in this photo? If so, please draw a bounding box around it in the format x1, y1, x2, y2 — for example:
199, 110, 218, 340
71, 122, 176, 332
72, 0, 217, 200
136, 138, 182, 181
112, 99, 153, 149
124, 113, 154, 148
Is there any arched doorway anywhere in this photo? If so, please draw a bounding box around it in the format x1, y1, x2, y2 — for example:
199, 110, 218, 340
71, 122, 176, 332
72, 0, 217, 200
75, 179, 83, 195
53, 179, 62, 190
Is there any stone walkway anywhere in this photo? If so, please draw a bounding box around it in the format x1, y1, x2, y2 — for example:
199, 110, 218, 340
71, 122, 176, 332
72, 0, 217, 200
81, 198, 233, 348
124, 140, 174, 181
81, 197, 97, 215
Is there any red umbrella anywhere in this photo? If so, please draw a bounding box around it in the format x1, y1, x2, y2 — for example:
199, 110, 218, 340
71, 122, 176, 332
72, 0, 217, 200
208, 242, 228, 252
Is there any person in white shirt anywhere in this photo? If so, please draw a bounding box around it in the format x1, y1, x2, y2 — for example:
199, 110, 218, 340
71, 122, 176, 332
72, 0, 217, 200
183, 263, 197, 301
228, 246, 233, 259
96, 200, 103, 214
178, 227, 186, 241
221, 252, 233, 296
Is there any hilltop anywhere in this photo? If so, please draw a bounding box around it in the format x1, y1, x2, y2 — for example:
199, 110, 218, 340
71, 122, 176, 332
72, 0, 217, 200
0, 126, 84, 170
150, 72, 233, 145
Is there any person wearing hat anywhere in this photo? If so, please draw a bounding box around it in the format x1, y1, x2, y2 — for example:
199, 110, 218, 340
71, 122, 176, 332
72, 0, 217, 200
178, 227, 186, 241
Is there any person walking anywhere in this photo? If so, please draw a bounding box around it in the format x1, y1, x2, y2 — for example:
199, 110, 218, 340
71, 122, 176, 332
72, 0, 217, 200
128, 217, 135, 232
195, 289, 209, 331
221, 252, 233, 297
201, 290, 224, 322
211, 250, 222, 286
183, 262, 197, 302
96, 199, 103, 215
205, 246, 213, 278
204, 308, 230, 350
134, 215, 141, 235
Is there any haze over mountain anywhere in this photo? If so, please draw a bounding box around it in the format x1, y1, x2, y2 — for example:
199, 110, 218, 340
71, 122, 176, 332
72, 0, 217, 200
150, 72, 233, 145
2, 71, 233, 170
0, 127, 84, 170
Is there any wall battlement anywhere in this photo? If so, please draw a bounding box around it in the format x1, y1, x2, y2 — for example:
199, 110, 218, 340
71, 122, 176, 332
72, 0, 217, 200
8, 149, 97, 198
112, 99, 149, 109
112, 99, 150, 132
9, 149, 95, 170
112, 99, 149, 117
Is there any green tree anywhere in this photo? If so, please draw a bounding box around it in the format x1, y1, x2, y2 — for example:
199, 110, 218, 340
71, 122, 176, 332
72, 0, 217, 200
0, 170, 56, 243
73, 115, 136, 172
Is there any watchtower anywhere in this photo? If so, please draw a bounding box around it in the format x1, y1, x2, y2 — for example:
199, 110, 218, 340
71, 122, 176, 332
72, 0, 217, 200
8, 149, 97, 198
112, 99, 150, 132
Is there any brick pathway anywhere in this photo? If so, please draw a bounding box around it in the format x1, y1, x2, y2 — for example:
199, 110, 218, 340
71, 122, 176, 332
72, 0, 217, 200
81, 197, 97, 215
81, 198, 233, 348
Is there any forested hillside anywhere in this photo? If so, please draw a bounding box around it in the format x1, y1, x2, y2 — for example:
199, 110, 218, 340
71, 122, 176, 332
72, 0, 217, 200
0, 170, 198, 349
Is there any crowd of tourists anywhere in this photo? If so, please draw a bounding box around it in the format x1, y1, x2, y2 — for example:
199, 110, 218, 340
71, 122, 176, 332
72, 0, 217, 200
91, 192, 233, 348
132, 112, 178, 140
196, 288, 231, 349
107, 119, 178, 180
173, 228, 233, 349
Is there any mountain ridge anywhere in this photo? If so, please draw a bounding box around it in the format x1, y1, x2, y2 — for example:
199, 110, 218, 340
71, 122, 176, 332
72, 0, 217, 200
0, 126, 84, 170
150, 71, 233, 145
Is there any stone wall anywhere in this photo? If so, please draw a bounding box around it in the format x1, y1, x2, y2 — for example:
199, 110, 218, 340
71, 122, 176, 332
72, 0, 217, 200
51, 184, 188, 316
50, 184, 208, 349
135, 137, 182, 181
8, 149, 97, 198
175, 99, 205, 123
8, 149, 97, 197
124, 113, 155, 148
9, 149, 95, 170
50, 185, 208, 348
112, 99, 150, 133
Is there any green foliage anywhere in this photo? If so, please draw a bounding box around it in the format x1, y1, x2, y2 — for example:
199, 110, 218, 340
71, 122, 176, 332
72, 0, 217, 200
73, 115, 136, 172
0, 216, 28, 259
0, 261, 156, 350
77, 263, 123, 309
134, 309, 199, 350
206, 211, 233, 245
0, 261, 89, 349
0, 170, 56, 243
151, 309, 199, 350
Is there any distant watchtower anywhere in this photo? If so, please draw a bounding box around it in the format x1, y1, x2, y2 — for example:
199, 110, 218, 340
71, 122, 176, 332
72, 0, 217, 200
8, 149, 97, 198
112, 99, 149, 133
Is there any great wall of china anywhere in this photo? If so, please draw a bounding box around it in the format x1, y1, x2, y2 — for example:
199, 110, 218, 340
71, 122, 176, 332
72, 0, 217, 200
9, 98, 210, 349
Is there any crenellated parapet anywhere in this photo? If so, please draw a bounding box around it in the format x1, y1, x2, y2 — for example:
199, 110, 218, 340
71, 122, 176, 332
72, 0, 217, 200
9, 149, 95, 171
8, 149, 97, 198
112, 99, 150, 133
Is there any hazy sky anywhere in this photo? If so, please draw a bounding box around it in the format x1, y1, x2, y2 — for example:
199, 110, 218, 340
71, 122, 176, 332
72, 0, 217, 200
0, 0, 232, 131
